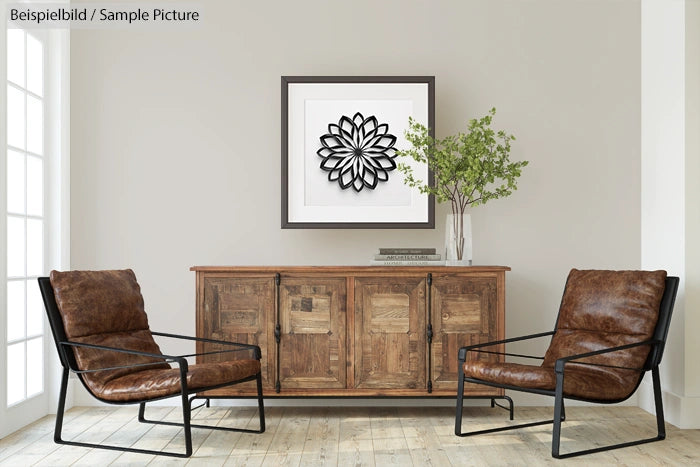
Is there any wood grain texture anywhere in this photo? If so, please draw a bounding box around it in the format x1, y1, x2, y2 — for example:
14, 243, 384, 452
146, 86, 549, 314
354, 276, 427, 390
194, 266, 509, 397
197, 275, 276, 392
3, 406, 699, 466
431, 272, 504, 395
279, 277, 347, 389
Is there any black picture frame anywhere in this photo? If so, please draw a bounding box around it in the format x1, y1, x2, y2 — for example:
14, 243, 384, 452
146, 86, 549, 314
281, 76, 435, 229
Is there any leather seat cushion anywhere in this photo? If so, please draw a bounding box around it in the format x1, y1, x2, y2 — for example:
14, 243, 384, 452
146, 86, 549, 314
70, 330, 171, 388
87, 359, 261, 402
464, 360, 641, 401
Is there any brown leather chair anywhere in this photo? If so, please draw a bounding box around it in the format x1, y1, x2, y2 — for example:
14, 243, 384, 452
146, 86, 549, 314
38, 269, 265, 458
455, 269, 679, 458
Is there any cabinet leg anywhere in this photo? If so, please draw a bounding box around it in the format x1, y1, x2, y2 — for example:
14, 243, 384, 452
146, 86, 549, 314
466, 395, 514, 420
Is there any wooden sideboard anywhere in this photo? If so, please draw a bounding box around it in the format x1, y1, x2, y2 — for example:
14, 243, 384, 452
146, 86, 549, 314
191, 266, 509, 397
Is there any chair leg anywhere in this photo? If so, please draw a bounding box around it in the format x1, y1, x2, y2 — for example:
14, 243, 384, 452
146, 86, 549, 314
551, 365, 667, 459
57, 372, 264, 458
455, 377, 564, 437
181, 385, 193, 457
140, 373, 266, 435
54, 372, 191, 457
53, 368, 70, 444
455, 373, 551, 437
189, 395, 210, 410
551, 371, 565, 457
256, 371, 266, 433
653, 366, 666, 440
138, 402, 146, 422
491, 395, 514, 420
140, 398, 265, 434
454, 364, 466, 435
561, 399, 566, 421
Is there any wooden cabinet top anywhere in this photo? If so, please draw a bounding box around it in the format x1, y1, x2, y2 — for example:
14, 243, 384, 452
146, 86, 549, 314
191, 265, 510, 274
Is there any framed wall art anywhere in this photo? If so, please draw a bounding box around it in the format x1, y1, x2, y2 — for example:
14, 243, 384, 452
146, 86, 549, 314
281, 76, 435, 229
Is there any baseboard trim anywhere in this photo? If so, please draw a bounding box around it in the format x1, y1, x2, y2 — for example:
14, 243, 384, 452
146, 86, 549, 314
638, 380, 700, 428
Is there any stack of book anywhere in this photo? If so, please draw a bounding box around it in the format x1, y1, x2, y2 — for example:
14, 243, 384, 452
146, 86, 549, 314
370, 248, 445, 266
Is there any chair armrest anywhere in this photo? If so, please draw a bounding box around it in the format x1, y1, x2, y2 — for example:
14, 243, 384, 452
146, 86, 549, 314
553, 339, 661, 374
458, 331, 555, 361
151, 331, 262, 360
59, 340, 187, 374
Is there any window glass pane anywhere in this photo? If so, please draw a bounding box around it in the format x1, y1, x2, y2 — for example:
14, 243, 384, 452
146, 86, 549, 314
7, 86, 25, 149
26, 280, 43, 337
26, 156, 43, 217
26, 95, 42, 155
7, 216, 25, 277
26, 337, 43, 397
26, 34, 43, 97
7, 150, 25, 214
7, 343, 25, 406
7, 280, 25, 342
7, 29, 24, 86
26, 219, 43, 277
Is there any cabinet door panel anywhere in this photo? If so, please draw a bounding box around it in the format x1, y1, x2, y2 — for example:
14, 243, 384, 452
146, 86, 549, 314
279, 278, 346, 389
355, 276, 426, 389
431, 274, 499, 392
198, 276, 275, 390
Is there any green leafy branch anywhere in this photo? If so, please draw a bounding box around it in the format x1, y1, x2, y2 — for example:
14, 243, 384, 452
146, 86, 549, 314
397, 108, 529, 219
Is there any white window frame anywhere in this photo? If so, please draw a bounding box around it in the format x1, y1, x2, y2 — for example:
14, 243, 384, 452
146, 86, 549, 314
1, 11, 70, 438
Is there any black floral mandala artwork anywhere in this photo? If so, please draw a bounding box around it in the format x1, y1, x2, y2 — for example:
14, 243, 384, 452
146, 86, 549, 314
317, 112, 398, 192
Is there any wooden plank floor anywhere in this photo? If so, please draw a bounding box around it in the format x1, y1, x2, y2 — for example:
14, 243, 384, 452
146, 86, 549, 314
1, 405, 699, 466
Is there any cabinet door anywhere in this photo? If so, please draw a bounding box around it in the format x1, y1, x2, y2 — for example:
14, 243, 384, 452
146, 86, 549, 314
354, 276, 426, 389
278, 277, 346, 389
431, 274, 500, 392
197, 275, 275, 391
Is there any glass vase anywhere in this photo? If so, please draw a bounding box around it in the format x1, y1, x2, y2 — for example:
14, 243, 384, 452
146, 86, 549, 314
445, 213, 472, 266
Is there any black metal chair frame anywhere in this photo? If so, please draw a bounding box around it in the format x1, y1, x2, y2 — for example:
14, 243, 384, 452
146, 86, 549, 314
455, 276, 679, 459
39, 277, 265, 458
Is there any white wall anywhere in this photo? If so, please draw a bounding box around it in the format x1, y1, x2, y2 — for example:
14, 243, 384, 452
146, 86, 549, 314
640, 0, 686, 408
685, 0, 700, 416
639, 0, 700, 429
69, 0, 642, 406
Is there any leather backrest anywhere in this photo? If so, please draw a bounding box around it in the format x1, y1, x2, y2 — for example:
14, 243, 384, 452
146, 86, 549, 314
50, 269, 150, 338
543, 269, 667, 372
49, 269, 169, 398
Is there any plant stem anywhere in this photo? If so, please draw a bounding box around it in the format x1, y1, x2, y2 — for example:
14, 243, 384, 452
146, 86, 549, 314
457, 211, 464, 260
